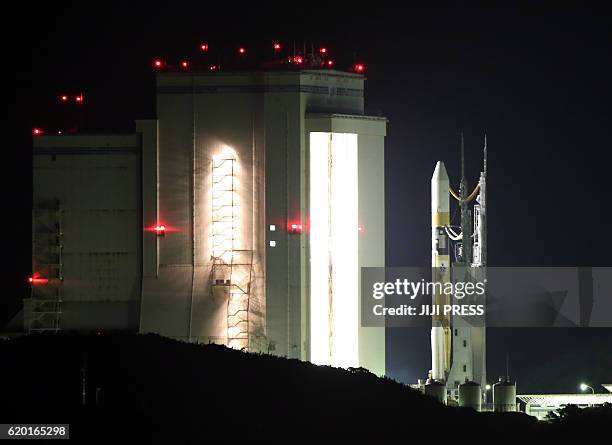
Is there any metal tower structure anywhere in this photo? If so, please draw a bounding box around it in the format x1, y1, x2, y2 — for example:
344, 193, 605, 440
26, 200, 63, 332
210, 156, 257, 351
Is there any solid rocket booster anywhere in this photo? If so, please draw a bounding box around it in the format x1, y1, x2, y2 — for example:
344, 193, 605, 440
431, 161, 452, 381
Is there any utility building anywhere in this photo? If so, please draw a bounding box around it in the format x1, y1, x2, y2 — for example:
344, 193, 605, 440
26, 67, 387, 375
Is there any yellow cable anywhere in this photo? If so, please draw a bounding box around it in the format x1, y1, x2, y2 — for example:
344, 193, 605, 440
450, 184, 480, 203
450, 187, 461, 201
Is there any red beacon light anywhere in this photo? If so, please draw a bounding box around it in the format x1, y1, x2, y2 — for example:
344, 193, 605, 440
153, 59, 164, 69
180, 60, 189, 69
60, 95, 68, 102
288, 223, 304, 234
294, 56, 303, 64
354, 63, 365, 73
75, 95, 83, 103
273, 42, 281, 51
238, 47, 246, 55
153, 225, 166, 236
145, 223, 175, 236
319, 47, 327, 54
326, 59, 334, 68
28, 273, 49, 286
33, 128, 42, 135
209, 65, 218, 71
200, 43, 209, 52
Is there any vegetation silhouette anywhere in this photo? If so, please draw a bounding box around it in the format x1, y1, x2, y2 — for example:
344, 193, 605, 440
0, 333, 609, 442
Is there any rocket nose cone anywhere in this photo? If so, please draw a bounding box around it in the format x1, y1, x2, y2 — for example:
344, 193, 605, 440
432, 161, 449, 182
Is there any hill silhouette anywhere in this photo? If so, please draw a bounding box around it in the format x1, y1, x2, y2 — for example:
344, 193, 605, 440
0, 333, 608, 442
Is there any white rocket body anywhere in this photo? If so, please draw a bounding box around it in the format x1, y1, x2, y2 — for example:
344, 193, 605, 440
431, 161, 451, 381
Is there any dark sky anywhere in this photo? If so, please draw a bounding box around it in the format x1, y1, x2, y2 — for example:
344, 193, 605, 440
9, 3, 612, 392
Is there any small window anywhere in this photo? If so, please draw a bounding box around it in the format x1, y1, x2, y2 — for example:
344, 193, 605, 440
269, 224, 276, 231
269, 240, 276, 247
463, 364, 467, 372
463, 339, 467, 347
454, 329, 458, 336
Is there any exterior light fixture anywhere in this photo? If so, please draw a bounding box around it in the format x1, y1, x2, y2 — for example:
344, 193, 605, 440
288, 223, 304, 234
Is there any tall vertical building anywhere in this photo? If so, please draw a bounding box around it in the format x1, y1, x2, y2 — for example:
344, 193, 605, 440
26, 67, 387, 375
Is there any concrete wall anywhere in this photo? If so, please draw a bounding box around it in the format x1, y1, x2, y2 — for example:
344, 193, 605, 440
305, 115, 387, 375
29, 69, 386, 375
139, 72, 267, 344
140, 70, 368, 355
263, 71, 366, 359
31, 134, 141, 330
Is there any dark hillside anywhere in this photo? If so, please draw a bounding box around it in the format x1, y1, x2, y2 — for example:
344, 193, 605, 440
0, 333, 607, 442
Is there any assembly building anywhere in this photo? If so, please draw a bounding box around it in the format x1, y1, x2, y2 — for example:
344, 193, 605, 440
23, 61, 387, 375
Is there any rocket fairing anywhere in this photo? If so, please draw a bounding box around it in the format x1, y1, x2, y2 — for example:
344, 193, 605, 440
431, 161, 452, 381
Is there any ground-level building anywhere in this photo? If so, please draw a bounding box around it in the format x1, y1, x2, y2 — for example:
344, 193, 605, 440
518, 385, 612, 420
22, 68, 387, 375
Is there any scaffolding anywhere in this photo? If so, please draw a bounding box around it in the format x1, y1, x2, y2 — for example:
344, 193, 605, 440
26, 200, 63, 332
210, 157, 256, 351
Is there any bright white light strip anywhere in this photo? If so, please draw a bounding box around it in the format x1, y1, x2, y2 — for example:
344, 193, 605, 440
310, 133, 331, 365
330, 133, 359, 368
310, 132, 359, 368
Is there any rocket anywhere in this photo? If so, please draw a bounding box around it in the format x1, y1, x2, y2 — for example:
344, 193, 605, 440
431, 161, 452, 381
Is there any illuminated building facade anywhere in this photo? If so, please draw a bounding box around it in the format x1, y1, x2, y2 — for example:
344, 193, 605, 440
26, 68, 387, 375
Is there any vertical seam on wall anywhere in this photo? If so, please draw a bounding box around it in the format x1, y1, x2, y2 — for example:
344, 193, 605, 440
285, 108, 290, 356
189, 77, 196, 342
327, 133, 334, 364
155, 121, 160, 278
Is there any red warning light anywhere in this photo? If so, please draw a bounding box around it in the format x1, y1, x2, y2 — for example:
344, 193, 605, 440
358, 225, 364, 233
209, 65, 218, 71
33, 128, 42, 135
294, 56, 303, 64
238, 47, 246, 55
288, 223, 304, 234
145, 223, 177, 236
153, 59, 164, 68
319, 47, 327, 54
28, 273, 49, 286
75, 95, 83, 103
327, 60, 334, 67
200, 43, 209, 52
354, 63, 365, 73
60, 95, 68, 102
180, 60, 189, 69
273, 42, 281, 51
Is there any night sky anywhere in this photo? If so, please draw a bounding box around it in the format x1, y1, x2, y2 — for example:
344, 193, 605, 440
9, 3, 612, 392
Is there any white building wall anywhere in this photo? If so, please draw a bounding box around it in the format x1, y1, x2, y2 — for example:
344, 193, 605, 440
31, 134, 142, 330
135, 70, 385, 374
